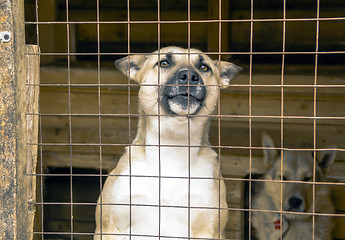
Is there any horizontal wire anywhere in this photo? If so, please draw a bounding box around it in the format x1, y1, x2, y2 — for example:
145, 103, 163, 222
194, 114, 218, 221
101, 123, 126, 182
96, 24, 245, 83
25, 50, 345, 55
24, 16, 345, 25
25, 82, 345, 88
26, 141, 345, 152
26, 201, 345, 217
25, 113, 345, 122
26, 172, 345, 185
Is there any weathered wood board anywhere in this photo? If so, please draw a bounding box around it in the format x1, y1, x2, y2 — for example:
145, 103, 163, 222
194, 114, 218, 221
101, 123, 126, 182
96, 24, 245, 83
25, 44, 41, 240
0, 1, 31, 239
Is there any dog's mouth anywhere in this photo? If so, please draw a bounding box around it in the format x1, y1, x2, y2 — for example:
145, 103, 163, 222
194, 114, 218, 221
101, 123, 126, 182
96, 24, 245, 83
162, 88, 206, 115
285, 207, 304, 213
283, 211, 310, 221
283, 204, 305, 213
282, 205, 308, 220
160, 69, 207, 115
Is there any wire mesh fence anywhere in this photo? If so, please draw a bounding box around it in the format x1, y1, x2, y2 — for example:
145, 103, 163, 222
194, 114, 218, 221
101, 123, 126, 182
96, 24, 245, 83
24, 0, 345, 239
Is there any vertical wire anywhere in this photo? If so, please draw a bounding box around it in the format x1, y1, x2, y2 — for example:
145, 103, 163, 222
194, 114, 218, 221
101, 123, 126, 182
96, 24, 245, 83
25, 50, 31, 239
35, 0, 39, 46
39, 111, 44, 240
279, 0, 287, 239
126, 0, 132, 239
312, 1, 321, 239
65, 0, 74, 238
157, 0, 161, 238
96, 0, 103, 239
187, 0, 191, 239
217, 0, 222, 238
248, 0, 254, 239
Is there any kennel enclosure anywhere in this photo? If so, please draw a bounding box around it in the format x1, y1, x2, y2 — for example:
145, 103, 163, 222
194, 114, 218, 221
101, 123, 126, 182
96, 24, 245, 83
1, 0, 345, 239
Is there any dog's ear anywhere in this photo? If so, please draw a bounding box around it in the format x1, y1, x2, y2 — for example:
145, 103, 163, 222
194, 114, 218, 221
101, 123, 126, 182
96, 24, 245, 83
115, 55, 147, 83
317, 148, 337, 173
262, 133, 278, 167
213, 60, 242, 89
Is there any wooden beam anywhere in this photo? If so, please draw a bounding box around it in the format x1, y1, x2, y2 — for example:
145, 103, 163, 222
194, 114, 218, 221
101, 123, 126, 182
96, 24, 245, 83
0, 0, 29, 239
25, 45, 40, 240
39, 66, 345, 95
40, 150, 344, 182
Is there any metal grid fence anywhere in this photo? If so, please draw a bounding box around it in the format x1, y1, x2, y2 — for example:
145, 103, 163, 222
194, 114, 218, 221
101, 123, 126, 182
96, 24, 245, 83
24, 0, 345, 239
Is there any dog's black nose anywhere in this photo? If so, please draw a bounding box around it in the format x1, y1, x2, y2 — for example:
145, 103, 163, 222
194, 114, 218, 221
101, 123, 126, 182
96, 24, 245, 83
177, 69, 200, 84
288, 197, 302, 209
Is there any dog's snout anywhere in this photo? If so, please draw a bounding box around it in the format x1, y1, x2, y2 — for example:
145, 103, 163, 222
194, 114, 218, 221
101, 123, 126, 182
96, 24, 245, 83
177, 69, 200, 84
288, 197, 302, 209
161, 68, 206, 115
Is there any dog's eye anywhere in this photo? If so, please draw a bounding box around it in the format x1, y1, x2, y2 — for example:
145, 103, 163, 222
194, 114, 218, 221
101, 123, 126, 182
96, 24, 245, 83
199, 64, 209, 72
304, 177, 313, 182
160, 60, 169, 68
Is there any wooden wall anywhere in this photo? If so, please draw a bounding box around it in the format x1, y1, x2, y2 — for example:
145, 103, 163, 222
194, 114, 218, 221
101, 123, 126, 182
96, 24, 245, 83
38, 65, 345, 239
23, 0, 345, 239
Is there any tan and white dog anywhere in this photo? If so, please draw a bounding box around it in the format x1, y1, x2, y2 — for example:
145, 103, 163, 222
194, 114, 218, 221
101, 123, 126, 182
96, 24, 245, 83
94, 47, 242, 239
252, 133, 336, 240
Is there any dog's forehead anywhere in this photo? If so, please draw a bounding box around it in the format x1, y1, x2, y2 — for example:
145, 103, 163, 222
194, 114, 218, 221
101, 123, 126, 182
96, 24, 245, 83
151, 47, 212, 63
280, 151, 317, 175
282, 151, 312, 166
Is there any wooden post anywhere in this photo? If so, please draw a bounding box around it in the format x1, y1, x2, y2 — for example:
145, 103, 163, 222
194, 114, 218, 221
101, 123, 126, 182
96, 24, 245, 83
25, 45, 40, 240
0, 1, 36, 239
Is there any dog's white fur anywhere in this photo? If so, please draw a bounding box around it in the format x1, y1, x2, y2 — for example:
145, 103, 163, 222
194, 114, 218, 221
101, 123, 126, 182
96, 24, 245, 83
252, 133, 336, 240
94, 47, 242, 239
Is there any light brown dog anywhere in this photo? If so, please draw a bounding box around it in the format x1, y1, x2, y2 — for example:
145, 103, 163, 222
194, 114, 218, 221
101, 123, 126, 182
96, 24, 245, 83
94, 46, 242, 239
252, 133, 336, 240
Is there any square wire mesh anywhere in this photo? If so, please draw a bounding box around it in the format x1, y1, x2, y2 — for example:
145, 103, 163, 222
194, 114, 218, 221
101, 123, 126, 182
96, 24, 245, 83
24, 0, 345, 239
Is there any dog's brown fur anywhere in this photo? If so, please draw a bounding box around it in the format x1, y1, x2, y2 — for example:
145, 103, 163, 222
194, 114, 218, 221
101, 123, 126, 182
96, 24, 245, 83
252, 133, 336, 240
94, 47, 242, 239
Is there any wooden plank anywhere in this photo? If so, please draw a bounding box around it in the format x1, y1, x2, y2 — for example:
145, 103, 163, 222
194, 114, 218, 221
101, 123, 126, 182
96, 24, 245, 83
39, 66, 345, 94
38, 85, 345, 120
0, 0, 29, 239
38, 118, 345, 158
37, 85, 345, 154
37, 81, 345, 181
25, 45, 41, 240
42, 151, 119, 171
40, 148, 345, 181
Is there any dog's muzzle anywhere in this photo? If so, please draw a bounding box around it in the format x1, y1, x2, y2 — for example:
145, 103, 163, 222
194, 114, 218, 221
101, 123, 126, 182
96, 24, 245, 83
287, 197, 303, 212
161, 69, 206, 115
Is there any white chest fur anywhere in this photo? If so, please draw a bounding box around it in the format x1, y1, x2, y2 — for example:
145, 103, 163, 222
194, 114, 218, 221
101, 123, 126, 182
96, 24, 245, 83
105, 116, 223, 239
